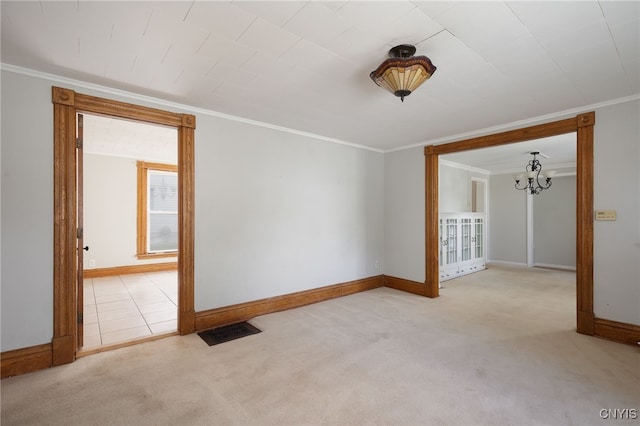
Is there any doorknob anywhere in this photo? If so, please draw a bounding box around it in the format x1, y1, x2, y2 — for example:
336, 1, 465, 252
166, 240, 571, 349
83, 246, 89, 251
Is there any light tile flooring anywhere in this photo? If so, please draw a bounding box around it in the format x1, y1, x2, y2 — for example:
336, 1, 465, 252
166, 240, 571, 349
82, 271, 177, 349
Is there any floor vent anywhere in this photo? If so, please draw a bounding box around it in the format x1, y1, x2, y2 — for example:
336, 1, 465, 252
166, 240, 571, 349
197, 322, 261, 346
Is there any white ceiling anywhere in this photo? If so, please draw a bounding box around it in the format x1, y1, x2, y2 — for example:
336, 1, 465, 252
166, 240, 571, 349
82, 113, 178, 164
2, 1, 638, 156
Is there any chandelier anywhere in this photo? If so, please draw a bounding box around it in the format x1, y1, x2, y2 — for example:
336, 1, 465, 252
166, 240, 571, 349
513, 152, 556, 195
369, 44, 436, 102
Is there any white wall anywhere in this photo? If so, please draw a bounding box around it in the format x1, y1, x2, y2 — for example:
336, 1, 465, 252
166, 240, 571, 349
533, 175, 576, 269
440, 164, 470, 212
383, 147, 424, 283
0, 69, 385, 351
472, 179, 486, 213
84, 154, 136, 269
84, 154, 176, 270
490, 169, 576, 267
1, 71, 54, 350
194, 117, 384, 310
439, 162, 489, 213
593, 100, 640, 325
488, 174, 528, 264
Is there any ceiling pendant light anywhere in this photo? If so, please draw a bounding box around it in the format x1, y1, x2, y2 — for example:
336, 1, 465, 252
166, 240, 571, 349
369, 44, 437, 102
513, 152, 556, 195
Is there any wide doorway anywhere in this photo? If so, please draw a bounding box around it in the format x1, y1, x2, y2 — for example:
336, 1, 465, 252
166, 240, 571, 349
438, 133, 577, 284
423, 112, 595, 336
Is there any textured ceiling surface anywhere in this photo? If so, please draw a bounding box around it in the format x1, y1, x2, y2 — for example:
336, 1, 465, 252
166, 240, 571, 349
2, 1, 638, 155
82, 113, 178, 164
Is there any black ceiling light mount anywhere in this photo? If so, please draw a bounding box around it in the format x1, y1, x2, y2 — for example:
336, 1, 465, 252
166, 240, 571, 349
369, 44, 437, 102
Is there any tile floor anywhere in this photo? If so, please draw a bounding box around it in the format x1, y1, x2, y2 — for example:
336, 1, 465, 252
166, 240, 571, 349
82, 271, 177, 349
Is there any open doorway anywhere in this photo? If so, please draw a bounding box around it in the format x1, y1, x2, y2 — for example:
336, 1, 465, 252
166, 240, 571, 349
439, 133, 576, 276
52, 87, 196, 366
471, 178, 486, 214
437, 159, 490, 283
80, 114, 179, 350
436, 134, 578, 333
424, 112, 595, 336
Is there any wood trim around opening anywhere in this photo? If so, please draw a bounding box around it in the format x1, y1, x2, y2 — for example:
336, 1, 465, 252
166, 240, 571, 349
52, 91, 78, 366
178, 123, 196, 335
424, 145, 439, 298
424, 112, 595, 336
52, 86, 195, 366
576, 113, 595, 335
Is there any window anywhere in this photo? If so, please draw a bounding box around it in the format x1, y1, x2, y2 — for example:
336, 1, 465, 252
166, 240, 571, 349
137, 161, 178, 258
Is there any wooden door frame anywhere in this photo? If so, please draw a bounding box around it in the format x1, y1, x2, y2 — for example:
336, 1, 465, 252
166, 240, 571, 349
52, 87, 196, 365
424, 112, 595, 336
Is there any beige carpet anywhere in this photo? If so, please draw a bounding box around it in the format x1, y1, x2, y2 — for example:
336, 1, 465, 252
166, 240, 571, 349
2, 265, 639, 425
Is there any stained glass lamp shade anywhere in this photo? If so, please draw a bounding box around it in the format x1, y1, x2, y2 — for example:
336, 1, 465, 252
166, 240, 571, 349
370, 44, 437, 102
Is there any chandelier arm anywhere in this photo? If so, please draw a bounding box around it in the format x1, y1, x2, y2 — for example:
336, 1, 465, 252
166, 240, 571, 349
535, 163, 553, 190
534, 168, 543, 190
539, 177, 552, 189
514, 180, 527, 191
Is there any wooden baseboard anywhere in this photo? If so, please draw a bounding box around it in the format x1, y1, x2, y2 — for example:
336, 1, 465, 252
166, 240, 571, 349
594, 318, 640, 346
195, 275, 383, 331
84, 262, 177, 278
1, 343, 52, 379
383, 275, 426, 296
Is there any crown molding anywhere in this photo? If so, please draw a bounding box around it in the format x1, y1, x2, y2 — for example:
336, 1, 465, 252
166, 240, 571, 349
441, 158, 577, 176
0, 63, 384, 154
3, 62, 637, 157
492, 162, 577, 176
439, 159, 490, 175
386, 94, 640, 154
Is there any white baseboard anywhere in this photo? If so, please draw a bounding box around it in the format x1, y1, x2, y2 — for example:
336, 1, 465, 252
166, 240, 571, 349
486, 260, 528, 267
487, 260, 576, 271
533, 263, 577, 271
